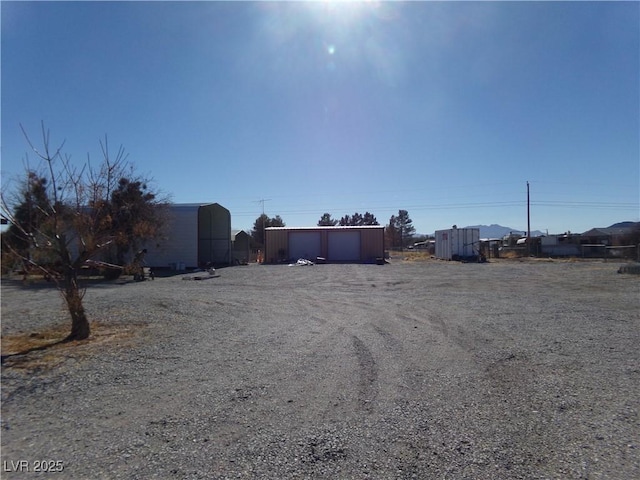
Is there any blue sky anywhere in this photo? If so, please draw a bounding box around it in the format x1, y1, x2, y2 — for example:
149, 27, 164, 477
2, 1, 638, 234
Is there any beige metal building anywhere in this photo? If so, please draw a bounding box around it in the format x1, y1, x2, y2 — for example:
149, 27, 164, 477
264, 226, 385, 263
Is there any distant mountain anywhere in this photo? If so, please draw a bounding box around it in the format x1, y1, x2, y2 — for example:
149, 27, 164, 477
608, 221, 640, 229
464, 224, 545, 239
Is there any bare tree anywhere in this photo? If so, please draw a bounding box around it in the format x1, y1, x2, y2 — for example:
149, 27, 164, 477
1, 123, 166, 341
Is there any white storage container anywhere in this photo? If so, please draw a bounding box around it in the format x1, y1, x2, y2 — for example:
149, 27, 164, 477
435, 228, 480, 260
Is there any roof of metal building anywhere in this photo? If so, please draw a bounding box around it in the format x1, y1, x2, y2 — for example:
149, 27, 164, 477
170, 202, 228, 209
265, 225, 384, 231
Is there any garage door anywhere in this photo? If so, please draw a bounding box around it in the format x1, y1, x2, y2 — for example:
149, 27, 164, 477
328, 231, 361, 261
289, 231, 322, 261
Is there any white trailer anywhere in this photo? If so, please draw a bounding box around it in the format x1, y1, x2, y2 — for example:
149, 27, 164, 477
435, 227, 480, 260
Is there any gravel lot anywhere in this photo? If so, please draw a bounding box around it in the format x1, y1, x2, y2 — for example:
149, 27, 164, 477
1, 259, 639, 479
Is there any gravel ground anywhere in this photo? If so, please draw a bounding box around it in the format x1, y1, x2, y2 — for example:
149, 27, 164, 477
1, 259, 639, 479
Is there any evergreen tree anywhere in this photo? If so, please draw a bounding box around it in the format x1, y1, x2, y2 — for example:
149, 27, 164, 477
2, 173, 52, 262
339, 214, 352, 226
251, 214, 285, 246
108, 178, 167, 265
362, 212, 379, 225
351, 212, 364, 226
386, 215, 400, 248
317, 213, 338, 226
338, 212, 379, 226
386, 210, 415, 248
396, 209, 415, 244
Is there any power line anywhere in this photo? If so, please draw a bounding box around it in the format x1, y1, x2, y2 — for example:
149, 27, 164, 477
228, 200, 637, 218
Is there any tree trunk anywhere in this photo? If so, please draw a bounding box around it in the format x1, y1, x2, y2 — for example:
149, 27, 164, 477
63, 270, 90, 341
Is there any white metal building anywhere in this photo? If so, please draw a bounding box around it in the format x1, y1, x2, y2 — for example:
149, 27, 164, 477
144, 203, 231, 269
435, 227, 480, 260
540, 234, 582, 256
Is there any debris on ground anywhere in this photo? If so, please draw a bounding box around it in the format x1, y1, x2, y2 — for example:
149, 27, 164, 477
289, 258, 314, 267
618, 263, 640, 274
182, 267, 218, 280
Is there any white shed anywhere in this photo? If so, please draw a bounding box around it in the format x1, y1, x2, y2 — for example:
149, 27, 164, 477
435, 227, 480, 260
144, 203, 231, 269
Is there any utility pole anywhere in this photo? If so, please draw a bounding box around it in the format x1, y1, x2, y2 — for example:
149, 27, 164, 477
254, 198, 271, 261
527, 181, 531, 256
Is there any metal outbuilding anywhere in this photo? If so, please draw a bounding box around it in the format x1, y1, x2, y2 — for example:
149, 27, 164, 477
144, 203, 231, 269
232, 230, 251, 265
265, 226, 385, 264
435, 227, 480, 260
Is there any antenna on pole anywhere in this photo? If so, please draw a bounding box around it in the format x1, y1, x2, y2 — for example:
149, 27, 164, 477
255, 198, 272, 217
253, 199, 272, 262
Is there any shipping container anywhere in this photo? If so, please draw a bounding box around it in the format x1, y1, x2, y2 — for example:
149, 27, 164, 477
434, 227, 480, 260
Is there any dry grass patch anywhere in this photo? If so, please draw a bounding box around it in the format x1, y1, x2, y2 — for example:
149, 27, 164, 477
388, 250, 434, 262
1, 321, 143, 371
497, 250, 523, 259
401, 251, 434, 262
1, 324, 69, 357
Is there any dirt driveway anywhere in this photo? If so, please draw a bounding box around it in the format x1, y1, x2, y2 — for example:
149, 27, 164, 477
1, 259, 639, 479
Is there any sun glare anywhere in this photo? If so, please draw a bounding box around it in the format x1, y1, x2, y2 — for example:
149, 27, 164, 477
311, 0, 381, 25
256, 0, 402, 85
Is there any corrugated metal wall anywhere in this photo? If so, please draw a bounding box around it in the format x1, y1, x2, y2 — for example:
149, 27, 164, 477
435, 228, 480, 260
198, 203, 231, 266
265, 228, 289, 263
360, 228, 384, 261
143, 203, 231, 269
144, 205, 199, 268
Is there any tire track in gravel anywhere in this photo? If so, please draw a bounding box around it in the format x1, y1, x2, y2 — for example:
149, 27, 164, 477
258, 284, 410, 420
299, 291, 423, 418
351, 335, 378, 412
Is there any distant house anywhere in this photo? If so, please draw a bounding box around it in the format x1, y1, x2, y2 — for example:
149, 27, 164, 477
540, 234, 582, 256
536, 224, 639, 258
581, 226, 636, 246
